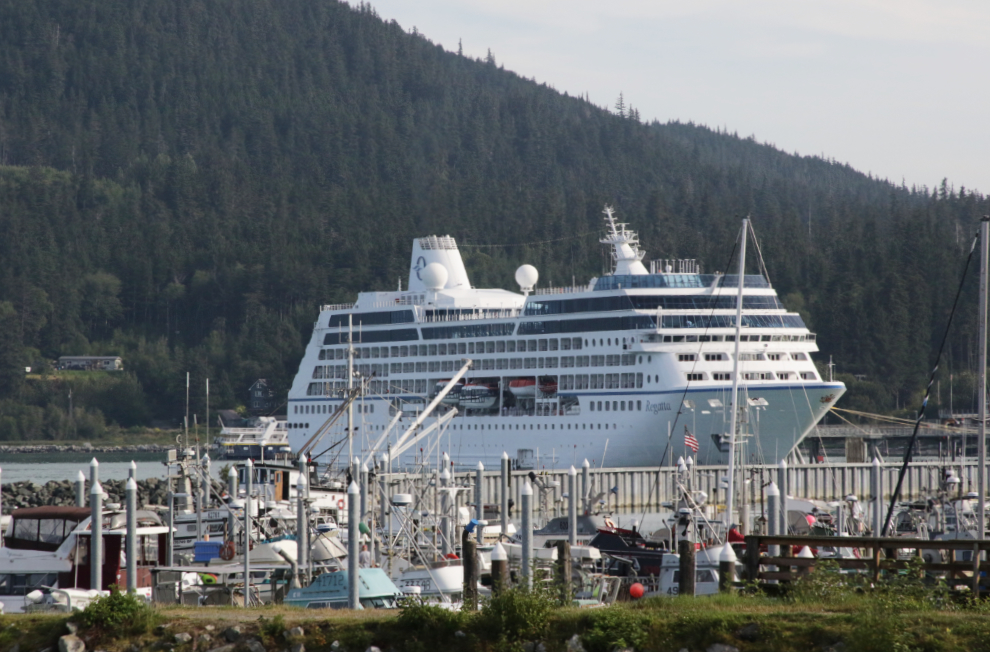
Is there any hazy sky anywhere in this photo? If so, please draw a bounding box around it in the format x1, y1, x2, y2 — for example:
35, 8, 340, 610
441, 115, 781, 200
368, 0, 989, 195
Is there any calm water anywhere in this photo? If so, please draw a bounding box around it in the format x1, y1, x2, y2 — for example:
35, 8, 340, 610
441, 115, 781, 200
0, 451, 190, 484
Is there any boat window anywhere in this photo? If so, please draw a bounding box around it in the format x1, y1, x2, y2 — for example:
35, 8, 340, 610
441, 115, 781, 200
497, 341, 506, 353
0, 573, 60, 596
538, 339, 548, 351
507, 341, 516, 353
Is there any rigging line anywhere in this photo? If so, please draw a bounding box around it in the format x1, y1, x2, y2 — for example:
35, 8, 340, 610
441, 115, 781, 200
456, 231, 598, 249
882, 227, 980, 536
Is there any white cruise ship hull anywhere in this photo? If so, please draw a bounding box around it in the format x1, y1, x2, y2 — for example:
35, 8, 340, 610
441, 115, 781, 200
287, 382, 843, 468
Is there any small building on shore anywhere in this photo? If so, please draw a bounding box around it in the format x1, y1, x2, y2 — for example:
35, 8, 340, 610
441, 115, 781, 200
57, 356, 124, 371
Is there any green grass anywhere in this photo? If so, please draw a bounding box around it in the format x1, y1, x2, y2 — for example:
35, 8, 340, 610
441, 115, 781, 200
6, 580, 990, 652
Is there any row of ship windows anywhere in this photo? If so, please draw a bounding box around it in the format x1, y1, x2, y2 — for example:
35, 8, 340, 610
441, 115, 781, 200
311, 354, 641, 379
303, 367, 818, 397
305, 372, 645, 396
677, 352, 808, 362
287, 419, 624, 432
310, 350, 811, 379
686, 371, 817, 382
318, 336, 614, 360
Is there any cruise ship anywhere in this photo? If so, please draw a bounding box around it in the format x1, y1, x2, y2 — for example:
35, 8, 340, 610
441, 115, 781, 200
287, 208, 845, 469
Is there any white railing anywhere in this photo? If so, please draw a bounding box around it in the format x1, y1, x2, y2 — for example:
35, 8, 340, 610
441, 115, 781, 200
532, 285, 590, 296
321, 303, 356, 312
421, 309, 520, 323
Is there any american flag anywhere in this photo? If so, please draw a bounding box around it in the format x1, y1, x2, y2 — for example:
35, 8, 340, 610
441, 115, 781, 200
684, 426, 699, 453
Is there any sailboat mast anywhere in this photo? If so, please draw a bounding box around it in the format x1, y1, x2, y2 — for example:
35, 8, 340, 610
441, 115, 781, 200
725, 218, 748, 528
348, 314, 355, 463
978, 217, 988, 534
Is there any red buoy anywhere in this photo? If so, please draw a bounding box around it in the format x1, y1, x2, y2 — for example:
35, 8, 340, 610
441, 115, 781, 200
629, 582, 645, 599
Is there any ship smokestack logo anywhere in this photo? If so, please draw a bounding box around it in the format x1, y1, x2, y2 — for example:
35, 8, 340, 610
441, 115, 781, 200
414, 256, 426, 280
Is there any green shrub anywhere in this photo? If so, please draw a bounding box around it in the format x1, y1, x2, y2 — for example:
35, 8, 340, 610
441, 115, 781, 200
395, 601, 469, 652
78, 585, 159, 641
258, 614, 287, 645
472, 588, 555, 651
580, 606, 650, 652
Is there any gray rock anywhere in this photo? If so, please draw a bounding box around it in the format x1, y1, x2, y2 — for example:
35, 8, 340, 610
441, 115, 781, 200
174, 633, 192, 644
823, 644, 846, 652
567, 636, 585, 652
199, 634, 213, 644
286, 627, 305, 639
523, 643, 535, 652
59, 635, 86, 652
365, 648, 381, 652
536, 645, 546, 652
330, 642, 341, 651
454, 632, 466, 639
706, 645, 740, 652
223, 627, 242, 643
290, 645, 305, 652
65, 622, 79, 635
245, 640, 266, 652
205, 625, 216, 632
206, 646, 236, 652
735, 623, 760, 642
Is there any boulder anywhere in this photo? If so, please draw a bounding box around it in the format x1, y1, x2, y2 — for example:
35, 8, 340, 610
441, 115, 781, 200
567, 635, 585, 652
286, 627, 305, 639
223, 627, 242, 643
244, 640, 266, 652
174, 633, 192, 644
58, 635, 86, 652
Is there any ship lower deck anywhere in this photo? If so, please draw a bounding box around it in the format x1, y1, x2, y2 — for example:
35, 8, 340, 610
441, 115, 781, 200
288, 382, 845, 468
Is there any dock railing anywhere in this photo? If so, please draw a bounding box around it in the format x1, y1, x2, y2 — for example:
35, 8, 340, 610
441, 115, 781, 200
741, 534, 990, 593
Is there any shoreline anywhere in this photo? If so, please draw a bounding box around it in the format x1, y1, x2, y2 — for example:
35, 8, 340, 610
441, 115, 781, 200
0, 443, 176, 454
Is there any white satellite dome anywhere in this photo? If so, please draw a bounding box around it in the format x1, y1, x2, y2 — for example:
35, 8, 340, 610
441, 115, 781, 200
421, 262, 449, 291
515, 264, 538, 293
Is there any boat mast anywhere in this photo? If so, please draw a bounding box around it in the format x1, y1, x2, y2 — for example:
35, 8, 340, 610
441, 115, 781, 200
725, 218, 748, 528
978, 216, 988, 534
348, 314, 355, 464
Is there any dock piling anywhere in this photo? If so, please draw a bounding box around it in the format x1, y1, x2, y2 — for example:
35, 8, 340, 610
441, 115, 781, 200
521, 480, 533, 590
347, 477, 360, 610
126, 477, 137, 594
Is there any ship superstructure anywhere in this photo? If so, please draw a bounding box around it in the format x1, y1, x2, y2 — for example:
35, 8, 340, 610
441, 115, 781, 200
287, 208, 845, 468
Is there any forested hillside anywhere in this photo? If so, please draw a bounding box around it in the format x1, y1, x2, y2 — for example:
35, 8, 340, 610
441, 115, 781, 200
0, 0, 987, 439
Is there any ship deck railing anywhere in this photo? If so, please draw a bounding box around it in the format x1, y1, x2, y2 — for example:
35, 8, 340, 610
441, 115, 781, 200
533, 285, 590, 295
216, 429, 290, 444
421, 309, 521, 323
321, 303, 357, 312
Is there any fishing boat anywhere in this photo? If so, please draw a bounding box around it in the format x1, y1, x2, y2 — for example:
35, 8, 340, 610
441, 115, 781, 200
285, 568, 402, 609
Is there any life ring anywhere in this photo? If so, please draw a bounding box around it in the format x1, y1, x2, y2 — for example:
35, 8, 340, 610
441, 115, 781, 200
219, 541, 236, 561
337, 499, 345, 510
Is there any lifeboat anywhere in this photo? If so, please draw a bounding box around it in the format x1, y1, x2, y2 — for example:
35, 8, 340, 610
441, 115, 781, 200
459, 384, 499, 410
434, 379, 465, 406
508, 378, 536, 397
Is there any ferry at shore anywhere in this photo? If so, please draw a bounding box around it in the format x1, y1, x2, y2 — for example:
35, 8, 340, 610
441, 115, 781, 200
286, 208, 845, 468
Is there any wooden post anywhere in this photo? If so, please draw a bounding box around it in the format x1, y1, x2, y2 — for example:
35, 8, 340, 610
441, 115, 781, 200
556, 541, 572, 605
744, 535, 760, 582
678, 539, 696, 597
972, 542, 981, 595
491, 542, 509, 596
462, 529, 478, 611
872, 541, 882, 584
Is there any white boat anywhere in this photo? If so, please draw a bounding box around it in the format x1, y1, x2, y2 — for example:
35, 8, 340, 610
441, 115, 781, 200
459, 384, 499, 411
287, 206, 845, 467
508, 378, 536, 397
214, 415, 292, 461
0, 506, 169, 613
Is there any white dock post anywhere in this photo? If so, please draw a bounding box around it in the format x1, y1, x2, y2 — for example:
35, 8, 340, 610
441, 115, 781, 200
777, 459, 789, 535
348, 479, 360, 609
521, 480, 533, 590
90, 480, 103, 591
872, 457, 882, 536
126, 477, 137, 593
75, 470, 86, 507
501, 452, 510, 541
297, 472, 308, 586
568, 465, 577, 546
440, 465, 451, 556
244, 458, 253, 606
582, 459, 590, 514
475, 461, 485, 544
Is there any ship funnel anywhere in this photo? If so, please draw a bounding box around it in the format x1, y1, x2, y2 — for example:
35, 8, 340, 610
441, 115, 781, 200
408, 236, 471, 292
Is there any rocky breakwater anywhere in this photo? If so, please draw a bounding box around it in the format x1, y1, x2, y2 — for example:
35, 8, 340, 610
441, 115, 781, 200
0, 443, 172, 454
1, 477, 225, 513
